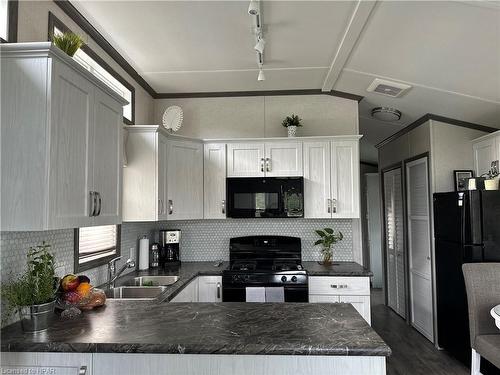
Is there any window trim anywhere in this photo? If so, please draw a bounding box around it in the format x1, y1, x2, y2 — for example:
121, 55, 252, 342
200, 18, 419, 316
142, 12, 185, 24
48, 12, 135, 125
74, 225, 122, 273
0, 0, 18, 43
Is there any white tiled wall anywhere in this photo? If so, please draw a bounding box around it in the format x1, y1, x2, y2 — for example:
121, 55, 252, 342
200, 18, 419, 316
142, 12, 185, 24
1, 218, 353, 326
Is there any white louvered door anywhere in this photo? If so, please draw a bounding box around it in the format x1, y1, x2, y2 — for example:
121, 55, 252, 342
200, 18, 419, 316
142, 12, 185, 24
383, 168, 406, 319
406, 157, 434, 342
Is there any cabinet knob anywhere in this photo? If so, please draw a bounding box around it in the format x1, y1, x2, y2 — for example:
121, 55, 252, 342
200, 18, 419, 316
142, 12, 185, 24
265, 158, 271, 172
96, 192, 102, 216
221, 200, 226, 214
260, 158, 265, 172
331, 198, 337, 214
168, 199, 173, 215
89, 191, 97, 217
327, 198, 332, 214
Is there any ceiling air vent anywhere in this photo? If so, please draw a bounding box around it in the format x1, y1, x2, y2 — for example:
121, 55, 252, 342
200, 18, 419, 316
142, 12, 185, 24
366, 78, 411, 98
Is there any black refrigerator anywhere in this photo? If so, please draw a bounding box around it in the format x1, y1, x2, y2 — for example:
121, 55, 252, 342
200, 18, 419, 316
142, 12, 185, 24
434, 190, 500, 373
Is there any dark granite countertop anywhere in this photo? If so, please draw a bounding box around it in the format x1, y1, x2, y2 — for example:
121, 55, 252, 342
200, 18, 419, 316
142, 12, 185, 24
1, 301, 390, 356
303, 261, 373, 277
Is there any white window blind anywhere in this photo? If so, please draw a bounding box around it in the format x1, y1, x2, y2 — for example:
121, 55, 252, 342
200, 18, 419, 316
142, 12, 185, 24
78, 225, 117, 264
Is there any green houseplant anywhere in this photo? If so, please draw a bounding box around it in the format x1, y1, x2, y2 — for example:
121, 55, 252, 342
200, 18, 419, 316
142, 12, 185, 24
52, 32, 84, 57
281, 114, 303, 137
2, 242, 57, 332
314, 228, 343, 265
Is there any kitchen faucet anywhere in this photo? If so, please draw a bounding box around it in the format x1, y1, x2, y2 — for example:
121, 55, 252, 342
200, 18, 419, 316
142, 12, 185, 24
107, 256, 135, 289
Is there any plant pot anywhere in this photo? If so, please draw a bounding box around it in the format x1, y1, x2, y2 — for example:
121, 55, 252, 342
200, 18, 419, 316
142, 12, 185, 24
18, 300, 56, 332
287, 126, 297, 137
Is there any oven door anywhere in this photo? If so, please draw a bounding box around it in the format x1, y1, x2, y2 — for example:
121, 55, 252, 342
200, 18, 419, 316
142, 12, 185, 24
222, 284, 309, 302
226, 177, 303, 218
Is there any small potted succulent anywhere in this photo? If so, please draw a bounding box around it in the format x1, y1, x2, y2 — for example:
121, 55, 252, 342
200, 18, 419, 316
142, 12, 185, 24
52, 32, 84, 57
314, 228, 343, 265
282, 114, 303, 137
1, 243, 58, 332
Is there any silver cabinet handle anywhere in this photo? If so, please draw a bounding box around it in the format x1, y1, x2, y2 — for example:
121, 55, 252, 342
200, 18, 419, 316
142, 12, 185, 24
265, 157, 271, 172
89, 191, 96, 217
79, 366, 87, 375
217, 282, 221, 299
330, 284, 348, 289
221, 200, 226, 214
260, 158, 265, 172
158, 199, 163, 215
96, 192, 102, 216
327, 198, 332, 214
331, 198, 337, 214
168, 199, 173, 215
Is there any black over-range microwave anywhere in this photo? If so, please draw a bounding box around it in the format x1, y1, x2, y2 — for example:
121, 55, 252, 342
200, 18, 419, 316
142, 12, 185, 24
226, 177, 304, 218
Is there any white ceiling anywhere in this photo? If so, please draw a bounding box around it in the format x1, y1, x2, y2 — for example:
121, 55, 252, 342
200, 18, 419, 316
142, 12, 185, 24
72, 0, 500, 162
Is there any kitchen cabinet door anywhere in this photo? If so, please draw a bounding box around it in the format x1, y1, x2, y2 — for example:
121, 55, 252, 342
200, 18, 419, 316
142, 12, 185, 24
264, 142, 303, 177
473, 137, 497, 177
204, 143, 226, 219
339, 295, 371, 324
1, 352, 93, 375
198, 276, 222, 302
48, 60, 95, 229
92, 87, 123, 226
330, 140, 360, 218
157, 134, 168, 221
170, 278, 199, 302
227, 143, 265, 177
167, 140, 203, 220
303, 141, 331, 218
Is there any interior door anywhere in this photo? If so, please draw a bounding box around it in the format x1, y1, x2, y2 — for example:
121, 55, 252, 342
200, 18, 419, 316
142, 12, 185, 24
92, 88, 123, 226
167, 140, 203, 220
406, 157, 434, 342
48, 60, 94, 229
226, 143, 265, 177
330, 140, 360, 218
303, 141, 331, 218
383, 168, 406, 318
264, 142, 303, 177
203, 143, 226, 219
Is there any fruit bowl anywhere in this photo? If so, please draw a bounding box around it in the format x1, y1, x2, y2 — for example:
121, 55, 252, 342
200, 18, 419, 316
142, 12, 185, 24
56, 274, 106, 311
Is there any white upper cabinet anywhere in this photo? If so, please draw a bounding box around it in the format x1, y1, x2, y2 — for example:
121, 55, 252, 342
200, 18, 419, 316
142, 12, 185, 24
303, 141, 331, 218
227, 142, 302, 177
303, 138, 360, 219
204, 143, 227, 219
166, 140, 204, 220
1, 43, 126, 231
331, 139, 360, 218
472, 132, 500, 177
227, 143, 265, 177
264, 142, 303, 177
122, 127, 168, 222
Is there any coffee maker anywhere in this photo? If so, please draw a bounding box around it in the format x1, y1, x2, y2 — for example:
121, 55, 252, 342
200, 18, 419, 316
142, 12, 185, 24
159, 229, 181, 266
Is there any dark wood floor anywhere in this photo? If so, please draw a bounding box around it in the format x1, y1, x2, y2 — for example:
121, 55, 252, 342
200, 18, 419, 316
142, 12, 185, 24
370, 289, 469, 375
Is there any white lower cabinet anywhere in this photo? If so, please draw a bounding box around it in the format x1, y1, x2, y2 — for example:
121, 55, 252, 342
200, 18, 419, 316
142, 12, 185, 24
1, 352, 92, 374
309, 276, 371, 324
170, 276, 222, 303
198, 276, 223, 302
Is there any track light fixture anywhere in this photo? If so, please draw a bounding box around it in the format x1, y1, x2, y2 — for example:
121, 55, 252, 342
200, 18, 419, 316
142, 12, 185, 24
248, 0, 259, 15
257, 68, 265, 81
254, 37, 265, 54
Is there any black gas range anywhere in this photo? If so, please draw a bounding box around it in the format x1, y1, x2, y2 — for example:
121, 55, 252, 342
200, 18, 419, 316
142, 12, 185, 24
222, 236, 308, 302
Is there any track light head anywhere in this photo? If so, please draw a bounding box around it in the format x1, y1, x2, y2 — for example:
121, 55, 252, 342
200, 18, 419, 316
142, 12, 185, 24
258, 68, 265, 81
254, 37, 266, 54
248, 0, 260, 15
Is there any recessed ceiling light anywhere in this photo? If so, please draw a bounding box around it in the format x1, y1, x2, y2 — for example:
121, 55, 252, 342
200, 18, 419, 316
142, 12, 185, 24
371, 107, 402, 122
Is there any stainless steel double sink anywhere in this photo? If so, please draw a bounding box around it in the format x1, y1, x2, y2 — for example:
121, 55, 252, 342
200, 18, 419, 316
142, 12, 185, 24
105, 276, 179, 300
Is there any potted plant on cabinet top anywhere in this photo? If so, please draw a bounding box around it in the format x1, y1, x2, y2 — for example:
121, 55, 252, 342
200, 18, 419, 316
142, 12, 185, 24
314, 228, 343, 265
282, 114, 303, 137
52, 32, 84, 57
1, 242, 57, 332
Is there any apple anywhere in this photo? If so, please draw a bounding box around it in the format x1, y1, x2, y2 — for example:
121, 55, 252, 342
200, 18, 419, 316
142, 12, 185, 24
64, 291, 82, 304
61, 274, 80, 291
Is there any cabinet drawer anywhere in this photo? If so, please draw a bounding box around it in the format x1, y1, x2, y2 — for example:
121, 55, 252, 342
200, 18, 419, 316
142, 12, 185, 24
309, 295, 340, 303
309, 276, 369, 296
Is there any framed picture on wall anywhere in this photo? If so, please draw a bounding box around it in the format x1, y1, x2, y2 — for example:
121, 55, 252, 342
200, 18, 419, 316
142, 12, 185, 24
454, 170, 473, 191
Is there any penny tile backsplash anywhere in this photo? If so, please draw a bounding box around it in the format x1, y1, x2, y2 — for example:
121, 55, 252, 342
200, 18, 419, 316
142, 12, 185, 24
1, 218, 352, 326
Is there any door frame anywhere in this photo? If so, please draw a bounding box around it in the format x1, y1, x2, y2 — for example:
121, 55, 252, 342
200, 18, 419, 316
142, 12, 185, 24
403, 152, 435, 342
380, 162, 404, 313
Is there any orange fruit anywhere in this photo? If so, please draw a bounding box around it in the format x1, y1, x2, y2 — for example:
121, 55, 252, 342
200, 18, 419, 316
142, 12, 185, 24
76, 282, 92, 297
